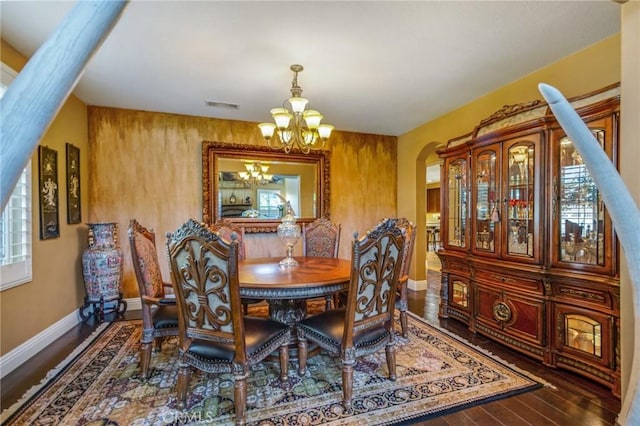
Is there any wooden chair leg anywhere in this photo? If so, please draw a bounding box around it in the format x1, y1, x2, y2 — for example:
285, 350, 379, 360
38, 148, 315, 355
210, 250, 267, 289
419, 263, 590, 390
386, 344, 397, 381
399, 282, 408, 338
279, 343, 289, 381
139, 341, 152, 379
342, 362, 354, 409
297, 337, 308, 375
176, 362, 191, 409
234, 375, 247, 426
400, 310, 408, 338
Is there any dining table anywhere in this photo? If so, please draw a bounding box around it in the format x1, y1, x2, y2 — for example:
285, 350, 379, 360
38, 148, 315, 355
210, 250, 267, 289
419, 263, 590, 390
238, 256, 351, 325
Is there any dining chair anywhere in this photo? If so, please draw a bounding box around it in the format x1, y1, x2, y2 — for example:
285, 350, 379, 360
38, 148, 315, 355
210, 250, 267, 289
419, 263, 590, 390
395, 218, 416, 338
302, 217, 341, 310
296, 217, 406, 409
166, 219, 292, 425
128, 219, 179, 379
210, 218, 264, 314
302, 217, 341, 258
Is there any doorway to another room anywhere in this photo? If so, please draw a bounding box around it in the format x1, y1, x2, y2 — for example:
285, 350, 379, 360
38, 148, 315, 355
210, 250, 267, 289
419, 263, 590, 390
425, 163, 441, 272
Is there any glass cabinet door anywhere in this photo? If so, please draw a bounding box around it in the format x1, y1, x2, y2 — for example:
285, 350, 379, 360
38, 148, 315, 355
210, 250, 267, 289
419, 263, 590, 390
565, 314, 602, 358
504, 140, 537, 260
558, 133, 602, 265
445, 157, 468, 249
555, 303, 613, 367
473, 147, 499, 255
451, 279, 469, 308
553, 118, 615, 273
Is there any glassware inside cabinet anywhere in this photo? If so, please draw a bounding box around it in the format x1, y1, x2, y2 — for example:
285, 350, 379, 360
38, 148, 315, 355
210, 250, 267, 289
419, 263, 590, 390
475, 150, 497, 252
558, 131, 605, 265
452, 280, 469, 308
565, 314, 602, 357
447, 159, 467, 248
506, 144, 534, 257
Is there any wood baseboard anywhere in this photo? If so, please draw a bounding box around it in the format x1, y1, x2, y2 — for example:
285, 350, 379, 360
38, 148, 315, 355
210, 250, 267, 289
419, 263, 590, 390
0, 297, 141, 378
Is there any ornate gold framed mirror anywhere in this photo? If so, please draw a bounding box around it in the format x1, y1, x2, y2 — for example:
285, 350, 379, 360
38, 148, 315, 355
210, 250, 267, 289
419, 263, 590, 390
202, 141, 330, 232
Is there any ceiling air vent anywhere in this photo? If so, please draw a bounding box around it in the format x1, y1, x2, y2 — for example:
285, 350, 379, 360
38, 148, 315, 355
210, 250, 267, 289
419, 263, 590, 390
205, 100, 239, 110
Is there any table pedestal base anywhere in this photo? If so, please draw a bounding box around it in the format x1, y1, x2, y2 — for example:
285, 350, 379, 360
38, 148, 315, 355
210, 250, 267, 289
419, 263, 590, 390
266, 298, 323, 361
268, 298, 307, 324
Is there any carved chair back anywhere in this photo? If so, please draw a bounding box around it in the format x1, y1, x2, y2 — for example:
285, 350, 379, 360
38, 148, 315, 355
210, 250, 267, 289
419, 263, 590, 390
343, 218, 405, 348
302, 217, 341, 258
395, 218, 416, 338
296, 217, 405, 408
128, 218, 178, 379
129, 218, 167, 299
397, 218, 416, 280
166, 219, 291, 420
166, 219, 246, 360
210, 218, 263, 313
210, 218, 246, 260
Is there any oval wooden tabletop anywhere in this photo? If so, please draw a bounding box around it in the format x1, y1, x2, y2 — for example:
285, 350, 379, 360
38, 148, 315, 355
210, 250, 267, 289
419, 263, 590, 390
239, 256, 351, 289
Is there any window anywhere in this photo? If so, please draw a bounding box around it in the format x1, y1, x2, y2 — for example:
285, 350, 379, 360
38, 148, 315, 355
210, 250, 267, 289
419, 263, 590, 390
1, 63, 32, 291
257, 189, 282, 218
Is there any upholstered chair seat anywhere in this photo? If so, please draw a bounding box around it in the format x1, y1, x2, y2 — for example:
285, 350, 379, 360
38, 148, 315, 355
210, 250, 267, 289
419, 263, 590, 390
151, 304, 179, 329
185, 318, 290, 366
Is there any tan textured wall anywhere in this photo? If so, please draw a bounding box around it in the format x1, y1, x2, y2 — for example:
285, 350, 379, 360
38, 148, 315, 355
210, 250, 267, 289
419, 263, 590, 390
88, 107, 397, 298
398, 34, 622, 284
1, 40, 89, 355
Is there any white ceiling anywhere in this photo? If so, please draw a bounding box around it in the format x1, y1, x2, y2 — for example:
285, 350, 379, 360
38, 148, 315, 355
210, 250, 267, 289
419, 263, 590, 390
0, 1, 621, 137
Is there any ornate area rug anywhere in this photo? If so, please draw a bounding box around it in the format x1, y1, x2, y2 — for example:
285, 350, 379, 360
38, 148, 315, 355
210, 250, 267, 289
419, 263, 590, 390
1, 310, 545, 425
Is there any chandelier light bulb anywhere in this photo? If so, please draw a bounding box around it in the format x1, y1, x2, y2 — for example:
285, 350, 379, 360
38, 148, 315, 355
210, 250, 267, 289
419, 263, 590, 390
258, 122, 276, 139
272, 109, 292, 129
288, 97, 309, 113
318, 124, 334, 141
238, 161, 273, 185
303, 110, 323, 130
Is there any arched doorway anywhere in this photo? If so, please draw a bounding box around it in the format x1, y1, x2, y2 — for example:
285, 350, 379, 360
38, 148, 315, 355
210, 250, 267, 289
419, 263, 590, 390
410, 141, 444, 290
425, 162, 441, 271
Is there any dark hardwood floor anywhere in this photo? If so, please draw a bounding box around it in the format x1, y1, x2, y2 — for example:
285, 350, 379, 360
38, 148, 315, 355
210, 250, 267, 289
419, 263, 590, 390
1, 269, 621, 425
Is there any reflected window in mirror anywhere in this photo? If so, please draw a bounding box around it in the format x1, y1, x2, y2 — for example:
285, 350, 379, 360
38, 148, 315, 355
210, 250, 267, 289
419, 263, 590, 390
257, 189, 283, 218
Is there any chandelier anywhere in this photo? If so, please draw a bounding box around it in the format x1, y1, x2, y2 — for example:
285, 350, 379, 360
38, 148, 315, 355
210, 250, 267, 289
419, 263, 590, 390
238, 161, 273, 185
258, 64, 334, 154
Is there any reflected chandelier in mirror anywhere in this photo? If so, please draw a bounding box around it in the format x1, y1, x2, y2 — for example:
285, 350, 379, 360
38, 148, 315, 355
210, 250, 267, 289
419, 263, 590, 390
202, 141, 330, 233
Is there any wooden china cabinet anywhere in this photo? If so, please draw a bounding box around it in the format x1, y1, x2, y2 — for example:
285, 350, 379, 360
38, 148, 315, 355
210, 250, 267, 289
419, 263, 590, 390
437, 84, 621, 396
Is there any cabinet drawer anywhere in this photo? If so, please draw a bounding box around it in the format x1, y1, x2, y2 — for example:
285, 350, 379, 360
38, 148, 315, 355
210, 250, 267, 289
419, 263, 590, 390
475, 269, 543, 293
444, 259, 471, 275
475, 284, 545, 346
553, 282, 614, 310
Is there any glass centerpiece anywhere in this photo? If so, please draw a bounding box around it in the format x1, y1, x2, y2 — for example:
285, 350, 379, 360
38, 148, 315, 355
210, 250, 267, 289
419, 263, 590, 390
277, 201, 301, 268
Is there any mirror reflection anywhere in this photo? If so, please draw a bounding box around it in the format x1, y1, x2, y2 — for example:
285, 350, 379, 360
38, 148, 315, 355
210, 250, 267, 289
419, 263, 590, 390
218, 158, 317, 219
202, 141, 330, 232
